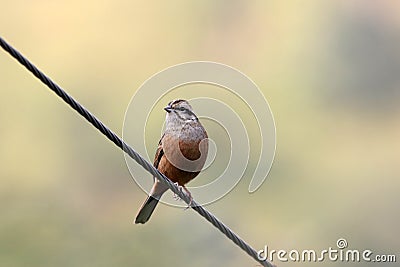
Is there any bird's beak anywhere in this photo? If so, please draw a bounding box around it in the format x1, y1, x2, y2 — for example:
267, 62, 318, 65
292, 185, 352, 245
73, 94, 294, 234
164, 105, 172, 113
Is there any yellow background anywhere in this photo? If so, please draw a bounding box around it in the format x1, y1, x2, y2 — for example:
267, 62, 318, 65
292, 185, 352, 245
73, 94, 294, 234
1, 1, 399, 266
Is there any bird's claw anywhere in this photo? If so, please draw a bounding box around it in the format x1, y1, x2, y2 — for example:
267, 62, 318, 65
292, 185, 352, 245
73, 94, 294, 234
172, 183, 193, 209
182, 186, 193, 210
172, 182, 183, 201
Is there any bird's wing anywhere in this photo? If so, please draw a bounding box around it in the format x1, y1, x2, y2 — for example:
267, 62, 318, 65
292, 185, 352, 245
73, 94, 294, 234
153, 133, 165, 169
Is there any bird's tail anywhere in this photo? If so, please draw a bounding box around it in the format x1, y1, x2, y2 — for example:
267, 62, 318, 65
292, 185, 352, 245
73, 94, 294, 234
135, 194, 161, 224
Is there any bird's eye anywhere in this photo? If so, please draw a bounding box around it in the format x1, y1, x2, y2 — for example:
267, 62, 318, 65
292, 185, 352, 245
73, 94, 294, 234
178, 107, 185, 111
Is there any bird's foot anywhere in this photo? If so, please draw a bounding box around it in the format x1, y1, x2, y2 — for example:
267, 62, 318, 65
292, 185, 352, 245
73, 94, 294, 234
172, 182, 183, 201
172, 183, 193, 209
182, 186, 193, 210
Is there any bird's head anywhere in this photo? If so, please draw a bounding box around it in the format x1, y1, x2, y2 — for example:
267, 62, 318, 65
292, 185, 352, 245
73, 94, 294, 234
164, 99, 198, 123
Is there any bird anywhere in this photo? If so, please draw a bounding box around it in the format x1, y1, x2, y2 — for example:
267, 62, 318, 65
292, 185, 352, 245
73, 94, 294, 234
135, 99, 208, 224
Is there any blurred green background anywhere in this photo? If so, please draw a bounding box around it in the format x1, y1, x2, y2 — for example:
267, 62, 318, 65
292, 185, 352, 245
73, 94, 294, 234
1, 1, 399, 266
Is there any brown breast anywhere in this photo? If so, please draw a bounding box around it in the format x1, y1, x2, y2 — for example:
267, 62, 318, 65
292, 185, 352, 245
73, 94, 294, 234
158, 123, 208, 185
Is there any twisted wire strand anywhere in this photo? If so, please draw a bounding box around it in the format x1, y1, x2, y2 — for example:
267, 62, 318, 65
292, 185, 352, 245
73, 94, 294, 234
0, 36, 275, 267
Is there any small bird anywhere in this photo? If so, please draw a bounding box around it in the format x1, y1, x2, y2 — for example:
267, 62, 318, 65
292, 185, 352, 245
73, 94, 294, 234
135, 99, 208, 224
